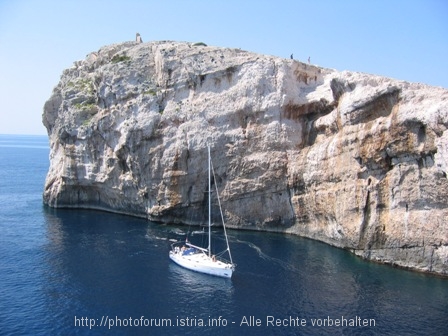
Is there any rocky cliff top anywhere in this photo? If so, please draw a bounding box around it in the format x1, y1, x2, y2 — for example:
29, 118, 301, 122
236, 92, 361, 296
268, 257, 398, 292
43, 40, 448, 275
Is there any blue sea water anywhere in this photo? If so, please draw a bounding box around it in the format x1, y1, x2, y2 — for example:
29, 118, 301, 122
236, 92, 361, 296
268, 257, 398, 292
0, 134, 447, 335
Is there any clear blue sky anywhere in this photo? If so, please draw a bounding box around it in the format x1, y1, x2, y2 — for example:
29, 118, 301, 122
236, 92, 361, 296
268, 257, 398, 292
0, 0, 447, 135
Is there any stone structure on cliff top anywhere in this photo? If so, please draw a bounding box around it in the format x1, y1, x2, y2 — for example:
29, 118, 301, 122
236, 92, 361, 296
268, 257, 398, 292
42, 40, 448, 275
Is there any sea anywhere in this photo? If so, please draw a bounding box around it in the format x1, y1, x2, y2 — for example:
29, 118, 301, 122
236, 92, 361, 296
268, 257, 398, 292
0, 134, 447, 336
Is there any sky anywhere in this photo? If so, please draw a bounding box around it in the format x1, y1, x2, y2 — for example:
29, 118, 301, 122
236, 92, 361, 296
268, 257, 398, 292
0, 0, 447, 135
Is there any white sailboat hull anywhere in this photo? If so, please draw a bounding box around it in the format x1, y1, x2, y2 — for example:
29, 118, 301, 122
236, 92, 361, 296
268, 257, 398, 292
169, 250, 233, 278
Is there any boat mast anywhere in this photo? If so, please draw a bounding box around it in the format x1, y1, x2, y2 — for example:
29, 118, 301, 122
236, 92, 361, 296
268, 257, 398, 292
210, 158, 234, 266
208, 145, 211, 257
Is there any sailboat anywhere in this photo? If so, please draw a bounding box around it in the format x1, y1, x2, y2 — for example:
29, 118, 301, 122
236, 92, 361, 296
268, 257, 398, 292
169, 145, 235, 278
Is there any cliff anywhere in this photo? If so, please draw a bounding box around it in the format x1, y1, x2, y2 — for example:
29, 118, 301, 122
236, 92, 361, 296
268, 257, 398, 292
42, 40, 448, 275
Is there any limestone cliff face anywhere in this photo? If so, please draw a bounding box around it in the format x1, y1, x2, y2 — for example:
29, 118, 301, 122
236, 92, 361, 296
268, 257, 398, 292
42, 41, 448, 275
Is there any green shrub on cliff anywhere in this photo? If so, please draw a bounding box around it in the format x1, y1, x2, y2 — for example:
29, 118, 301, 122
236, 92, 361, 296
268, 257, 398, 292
66, 78, 94, 95
74, 102, 97, 112
111, 54, 131, 63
